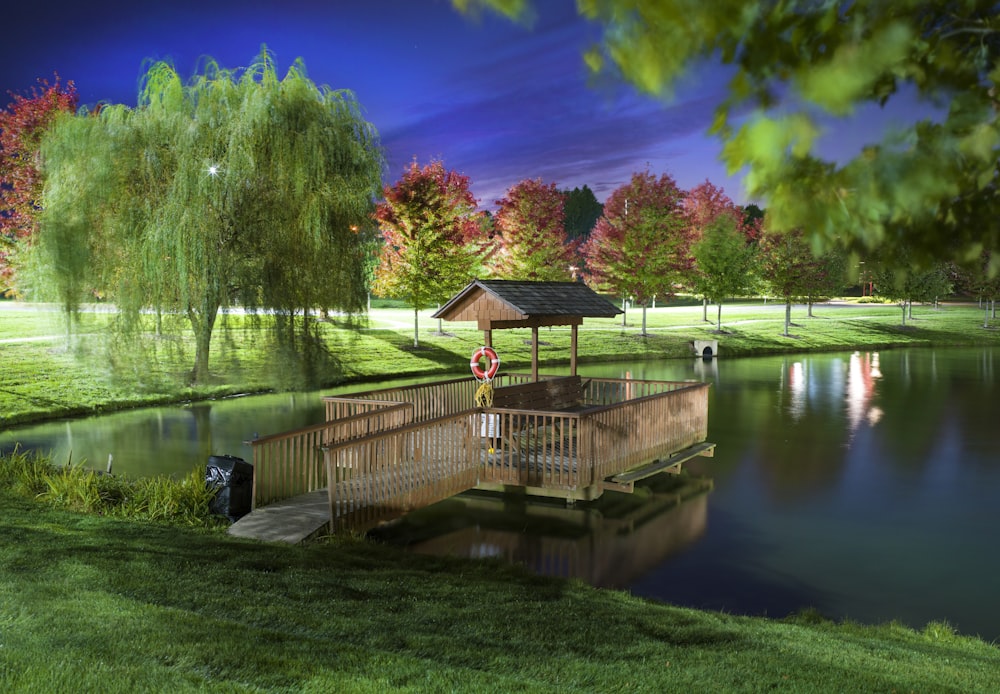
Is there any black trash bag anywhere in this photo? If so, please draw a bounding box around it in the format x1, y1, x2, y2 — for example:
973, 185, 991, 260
205, 455, 253, 521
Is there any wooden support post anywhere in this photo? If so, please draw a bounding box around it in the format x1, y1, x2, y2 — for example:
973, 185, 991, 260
483, 329, 492, 349
570, 324, 578, 376
531, 326, 539, 381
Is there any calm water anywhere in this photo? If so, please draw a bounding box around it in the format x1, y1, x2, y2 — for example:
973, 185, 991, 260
2, 348, 997, 639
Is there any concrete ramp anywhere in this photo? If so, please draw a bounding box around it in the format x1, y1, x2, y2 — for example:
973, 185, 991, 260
228, 489, 330, 544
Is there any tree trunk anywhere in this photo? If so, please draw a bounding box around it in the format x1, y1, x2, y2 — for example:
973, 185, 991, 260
784, 300, 791, 337
807, 301, 814, 318
621, 297, 627, 327
703, 297, 709, 322
717, 302, 722, 332
641, 303, 648, 336
413, 307, 420, 348
900, 302, 907, 327
908, 300, 913, 320
188, 294, 220, 384
985, 303, 990, 329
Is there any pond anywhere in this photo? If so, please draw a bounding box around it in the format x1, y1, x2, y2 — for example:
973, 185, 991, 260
2, 347, 997, 640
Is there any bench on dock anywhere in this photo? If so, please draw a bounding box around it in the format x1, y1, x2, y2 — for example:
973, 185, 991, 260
490, 375, 588, 412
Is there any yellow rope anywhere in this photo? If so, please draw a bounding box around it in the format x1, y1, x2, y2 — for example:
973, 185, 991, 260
474, 380, 494, 408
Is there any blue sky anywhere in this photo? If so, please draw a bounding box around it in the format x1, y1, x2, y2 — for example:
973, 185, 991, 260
2, 1, 778, 208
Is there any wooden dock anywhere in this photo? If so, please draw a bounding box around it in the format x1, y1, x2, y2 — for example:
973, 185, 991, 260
230, 374, 713, 542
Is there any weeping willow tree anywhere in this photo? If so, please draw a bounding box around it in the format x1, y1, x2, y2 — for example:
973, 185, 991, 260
33, 49, 384, 384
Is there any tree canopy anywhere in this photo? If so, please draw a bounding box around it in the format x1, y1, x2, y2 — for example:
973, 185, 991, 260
455, 1, 1000, 275
582, 170, 688, 334
758, 226, 847, 336
32, 50, 384, 384
0, 75, 77, 285
373, 159, 489, 347
561, 184, 603, 241
494, 178, 575, 281
690, 216, 757, 332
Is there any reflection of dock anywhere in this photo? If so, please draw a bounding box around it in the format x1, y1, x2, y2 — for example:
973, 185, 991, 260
376, 476, 713, 589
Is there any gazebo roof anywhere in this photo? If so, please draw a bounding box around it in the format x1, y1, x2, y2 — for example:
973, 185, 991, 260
432, 279, 622, 330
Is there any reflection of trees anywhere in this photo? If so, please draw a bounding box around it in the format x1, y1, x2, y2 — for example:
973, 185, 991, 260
712, 349, 996, 502
375, 476, 713, 589
0, 393, 328, 478
716, 356, 852, 502
874, 349, 994, 475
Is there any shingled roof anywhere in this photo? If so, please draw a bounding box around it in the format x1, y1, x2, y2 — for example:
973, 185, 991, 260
432, 279, 622, 327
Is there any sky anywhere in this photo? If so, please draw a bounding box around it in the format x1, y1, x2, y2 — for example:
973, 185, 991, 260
13, 0, 943, 215
0, 0, 756, 209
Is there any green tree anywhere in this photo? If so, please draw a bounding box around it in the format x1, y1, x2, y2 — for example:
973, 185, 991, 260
690, 216, 757, 332
957, 252, 1000, 328
561, 184, 603, 242
456, 1, 1000, 273
871, 253, 955, 326
33, 50, 383, 384
582, 170, 689, 335
683, 180, 760, 320
758, 226, 845, 337
495, 178, 574, 281
373, 160, 489, 347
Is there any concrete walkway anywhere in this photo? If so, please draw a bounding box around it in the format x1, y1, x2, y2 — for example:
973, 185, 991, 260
227, 489, 331, 544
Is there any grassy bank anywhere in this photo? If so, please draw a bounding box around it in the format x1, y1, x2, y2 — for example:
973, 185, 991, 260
2, 302, 1000, 690
2, 300, 998, 427
1, 480, 998, 692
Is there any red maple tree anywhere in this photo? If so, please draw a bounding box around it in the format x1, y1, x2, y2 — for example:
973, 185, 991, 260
581, 171, 689, 334
373, 159, 490, 346
684, 180, 759, 242
0, 75, 78, 284
494, 178, 575, 281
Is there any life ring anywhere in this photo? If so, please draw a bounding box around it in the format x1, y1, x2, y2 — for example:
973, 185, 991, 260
470, 346, 500, 381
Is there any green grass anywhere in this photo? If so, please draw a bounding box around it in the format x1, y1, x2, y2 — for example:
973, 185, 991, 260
2, 300, 998, 426
1, 482, 997, 693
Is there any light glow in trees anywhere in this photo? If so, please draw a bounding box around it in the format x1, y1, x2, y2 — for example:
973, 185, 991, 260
34, 51, 383, 385
581, 171, 689, 335
373, 160, 489, 347
494, 178, 575, 281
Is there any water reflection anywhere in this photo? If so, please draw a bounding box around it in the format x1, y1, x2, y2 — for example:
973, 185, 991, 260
370, 476, 714, 589
846, 351, 883, 433
0, 376, 450, 477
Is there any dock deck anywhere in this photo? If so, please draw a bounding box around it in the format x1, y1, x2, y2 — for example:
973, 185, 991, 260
231, 374, 713, 541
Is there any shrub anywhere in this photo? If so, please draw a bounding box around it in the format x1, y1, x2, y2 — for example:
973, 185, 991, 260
1, 449, 221, 527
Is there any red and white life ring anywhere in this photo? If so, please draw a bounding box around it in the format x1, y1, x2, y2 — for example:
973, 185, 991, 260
470, 346, 500, 381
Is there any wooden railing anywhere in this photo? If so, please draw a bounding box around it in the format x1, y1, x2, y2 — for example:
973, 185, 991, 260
580, 376, 691, 406
325, 412, 480, 532
578, 382, 710, 484
253, 374, 711, 530
323, 377, 481, 423
250, 402, 414, 506
479, 409, 582, 490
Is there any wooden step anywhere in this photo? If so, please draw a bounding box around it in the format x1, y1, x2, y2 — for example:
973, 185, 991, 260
608, 442, 716, 485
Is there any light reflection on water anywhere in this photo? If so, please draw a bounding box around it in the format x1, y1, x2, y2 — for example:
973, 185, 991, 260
1, 347, 998, 640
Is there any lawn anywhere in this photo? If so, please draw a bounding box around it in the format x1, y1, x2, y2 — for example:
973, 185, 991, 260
1, 485, 997, 693
1, 299, 998, 427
